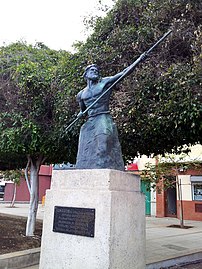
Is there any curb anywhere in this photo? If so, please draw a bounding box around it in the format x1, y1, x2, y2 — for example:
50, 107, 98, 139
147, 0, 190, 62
0, 248, 40, 269
0, 249, 201, 269
146, 251, 202, 269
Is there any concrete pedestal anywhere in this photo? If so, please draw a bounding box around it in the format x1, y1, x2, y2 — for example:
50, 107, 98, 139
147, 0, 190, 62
39, 169, 146, 269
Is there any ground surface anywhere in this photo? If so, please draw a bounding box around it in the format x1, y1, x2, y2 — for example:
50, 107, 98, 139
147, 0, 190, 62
0, 214, 42, 255
168, 260, 202, 268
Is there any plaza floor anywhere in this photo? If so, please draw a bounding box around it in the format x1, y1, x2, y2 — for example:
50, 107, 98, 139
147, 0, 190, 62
0, 203, 202, 269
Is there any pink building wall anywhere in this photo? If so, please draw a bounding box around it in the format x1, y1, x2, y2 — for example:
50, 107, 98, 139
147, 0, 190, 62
4, 165, 52, 202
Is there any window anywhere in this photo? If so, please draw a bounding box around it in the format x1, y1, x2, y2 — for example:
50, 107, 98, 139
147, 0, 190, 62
192, 183, 202, 201
0, 185, 5, 199
191, 176, 202, 201
0, 185, 5, 192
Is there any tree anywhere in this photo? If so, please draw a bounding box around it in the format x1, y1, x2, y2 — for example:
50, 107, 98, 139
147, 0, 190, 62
0, 42, 79, 235
141, 155, 201, 228
1, 169, 21, 207
76, 0, 202, 159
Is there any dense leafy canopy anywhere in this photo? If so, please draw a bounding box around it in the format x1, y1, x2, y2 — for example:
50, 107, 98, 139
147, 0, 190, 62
0, 0, 201, 169
78, 0, 202, 159
0, 42, 79, 169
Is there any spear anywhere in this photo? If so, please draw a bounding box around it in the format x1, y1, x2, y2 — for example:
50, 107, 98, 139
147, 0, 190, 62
65, 30, 172, 132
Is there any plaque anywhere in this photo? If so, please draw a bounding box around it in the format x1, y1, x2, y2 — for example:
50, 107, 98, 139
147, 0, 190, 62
53, 206, 95, 237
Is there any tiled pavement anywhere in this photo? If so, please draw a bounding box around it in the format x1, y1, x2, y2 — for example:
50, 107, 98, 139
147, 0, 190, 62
0, 203, 202, 269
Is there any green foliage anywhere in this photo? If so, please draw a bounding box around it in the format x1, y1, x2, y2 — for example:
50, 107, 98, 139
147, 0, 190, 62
140, 155, 202, 191
141, 161, 178, 192
1, 169, 22, 185
0, 42, 79, 168
78, 0, 202, 158
0, 0, 202, 169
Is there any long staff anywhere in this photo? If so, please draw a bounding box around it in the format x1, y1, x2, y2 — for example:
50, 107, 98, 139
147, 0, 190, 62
65, 30, 172, 132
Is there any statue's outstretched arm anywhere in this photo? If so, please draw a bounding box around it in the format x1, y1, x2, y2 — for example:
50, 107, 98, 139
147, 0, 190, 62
106, 53, 146, 85
106, 30, 172, 86
65, 30, 172, 132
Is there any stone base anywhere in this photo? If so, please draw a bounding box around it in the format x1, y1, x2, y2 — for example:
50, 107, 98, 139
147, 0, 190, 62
39, 169, 146, 269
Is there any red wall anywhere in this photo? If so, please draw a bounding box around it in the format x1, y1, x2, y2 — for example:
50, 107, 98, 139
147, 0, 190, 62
177, 201, 202, 221
156, 168, 202, 221
156, 196, 202, 221
4, 165, 52, 202
156, 189, 166, 218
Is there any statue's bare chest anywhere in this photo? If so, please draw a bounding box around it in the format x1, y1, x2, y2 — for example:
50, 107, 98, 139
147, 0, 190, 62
82, 84, 103, 100
82, 82, 111, 104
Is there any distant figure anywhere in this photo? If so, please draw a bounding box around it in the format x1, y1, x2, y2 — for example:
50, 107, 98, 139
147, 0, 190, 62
75, 64, 129, 171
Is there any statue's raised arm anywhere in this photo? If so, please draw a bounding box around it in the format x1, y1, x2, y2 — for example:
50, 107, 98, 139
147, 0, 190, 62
65, 30, 172, 132
64, 30, 172, 171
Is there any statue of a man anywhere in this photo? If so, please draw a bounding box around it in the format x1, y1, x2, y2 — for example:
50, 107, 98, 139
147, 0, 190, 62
72, 32, 171, 171
75, 64, 129, 171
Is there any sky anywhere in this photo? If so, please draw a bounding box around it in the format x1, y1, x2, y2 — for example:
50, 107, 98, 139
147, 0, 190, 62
0, 0, 114, 52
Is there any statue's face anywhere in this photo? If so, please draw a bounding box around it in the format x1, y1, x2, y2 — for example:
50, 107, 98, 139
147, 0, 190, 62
86, 66, 99, 81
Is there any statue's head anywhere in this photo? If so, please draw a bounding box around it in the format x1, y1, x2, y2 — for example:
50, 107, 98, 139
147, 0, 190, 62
83, 64, 100, 81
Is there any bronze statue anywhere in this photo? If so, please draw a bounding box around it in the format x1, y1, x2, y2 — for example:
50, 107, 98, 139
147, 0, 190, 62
65, 30, 172, 171
75, 64, 128, 170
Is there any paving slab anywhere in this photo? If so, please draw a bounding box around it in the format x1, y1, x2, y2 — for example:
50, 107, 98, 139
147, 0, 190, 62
0, 203, 202, 268
0, 203, 44, 220
146, 217, 202, 268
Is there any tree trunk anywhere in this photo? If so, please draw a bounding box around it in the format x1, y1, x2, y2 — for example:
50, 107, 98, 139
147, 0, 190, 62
176, 174, 184, 228
26, 155, 44, 236
10, 183, 17, 208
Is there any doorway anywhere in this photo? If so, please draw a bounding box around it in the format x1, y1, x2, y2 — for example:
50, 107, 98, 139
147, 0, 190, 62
165, 186, 177, 217
141, 181, 151, 215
